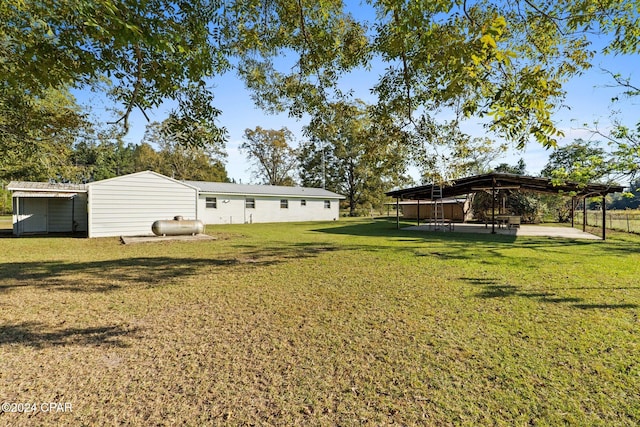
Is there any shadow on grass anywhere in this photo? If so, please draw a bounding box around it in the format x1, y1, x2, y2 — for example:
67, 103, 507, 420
0, 242, 346, 294
314, 219, 640, 258
461, 277, 639, 310
0, 322, 138, 348
0, 256, 279, 293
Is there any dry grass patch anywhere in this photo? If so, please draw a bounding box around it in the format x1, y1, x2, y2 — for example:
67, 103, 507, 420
1, 219, 640, 425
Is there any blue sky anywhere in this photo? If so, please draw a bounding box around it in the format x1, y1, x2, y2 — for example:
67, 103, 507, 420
74, 32, 638, 185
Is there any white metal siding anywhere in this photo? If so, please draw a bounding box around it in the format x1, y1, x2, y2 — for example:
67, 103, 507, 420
198, 194, 340, 224
74, 194, 89, 232
88, 172, 197, 238
47, 195, 87, 232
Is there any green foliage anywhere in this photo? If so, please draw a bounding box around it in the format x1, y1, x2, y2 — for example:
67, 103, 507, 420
608, 120, 640, 179
494, 158, 527, 175
1, 0, 229, 148
230, 0, 370, 117
302, 100, 410, 216
241, 127, 298, 185
410, 114, 507, 183
609, 179, 640, 210
70, 131, 137, 182
540, 139, 609, 186
141, 121, 228, 181
0, 87, 89, 182
2, 0, 639, 185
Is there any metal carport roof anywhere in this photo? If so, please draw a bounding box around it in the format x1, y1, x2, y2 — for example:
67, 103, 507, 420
386, 172, 624, 200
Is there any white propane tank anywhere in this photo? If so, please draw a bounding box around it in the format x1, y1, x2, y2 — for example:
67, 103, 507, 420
151, 216, 205, 236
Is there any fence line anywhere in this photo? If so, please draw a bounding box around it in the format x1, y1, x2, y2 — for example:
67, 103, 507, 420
573, 211, 640, 234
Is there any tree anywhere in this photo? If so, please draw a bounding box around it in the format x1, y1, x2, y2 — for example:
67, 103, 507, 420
70, 129, 137, 182
1, 0, 229, 148
540, 139, 609, 185
3, 0, 639, 164
302, 100, 409, 216
409, 115, 507, 183
0, 87, 89, 182
495, 158, 527, 175
141, 121, 228, 181
609, 179, 640, 210
241, 127, 298, 186
233, 0, 640, 176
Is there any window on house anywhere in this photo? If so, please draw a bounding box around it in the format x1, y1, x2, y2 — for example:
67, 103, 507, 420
205, 197, 217, 209
324, 200, 331, 209
245, 198, 255, 209
280, 199, 288, 209
300, 199, 306, 206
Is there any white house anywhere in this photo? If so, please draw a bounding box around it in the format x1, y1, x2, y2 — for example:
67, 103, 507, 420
9, 171, 344, 238
184, 181, 343, 225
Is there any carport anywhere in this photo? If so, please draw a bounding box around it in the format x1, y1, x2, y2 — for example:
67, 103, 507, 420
386, 173, 625, 240
9, 182, 88, 236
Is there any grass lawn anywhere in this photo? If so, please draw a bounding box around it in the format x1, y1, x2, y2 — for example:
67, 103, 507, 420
1, 219, 640, 425
0, 215, 11, 231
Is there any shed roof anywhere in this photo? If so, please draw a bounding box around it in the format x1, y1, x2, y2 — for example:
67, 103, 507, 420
11, 191, 80, 198
386, 173, 625, 200
8, 181, 87, 192
184, 181, 345, 199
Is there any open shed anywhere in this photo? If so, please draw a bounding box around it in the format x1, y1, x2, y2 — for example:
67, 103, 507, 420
386, 172, 625, 239
9, 182, 88, 235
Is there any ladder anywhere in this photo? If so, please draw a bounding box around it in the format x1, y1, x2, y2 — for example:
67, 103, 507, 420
429, 183, 446, 230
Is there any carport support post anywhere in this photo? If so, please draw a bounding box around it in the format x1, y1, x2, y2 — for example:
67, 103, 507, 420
396, 197, 399, 229
417, 199, 420, 226
15, 196, 20, 236
570, 197, 575, 228
582, 197, 587, 232
602, 194, 606, 240
491, 179, 496, 234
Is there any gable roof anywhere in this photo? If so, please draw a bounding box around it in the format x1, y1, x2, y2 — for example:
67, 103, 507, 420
86, 170, 199, 190
386, 172, 625, 200
184, 180, 345, 199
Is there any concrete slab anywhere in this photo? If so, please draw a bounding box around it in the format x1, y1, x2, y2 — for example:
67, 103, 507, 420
120, 234, 217, 245
404, 223, 602, 240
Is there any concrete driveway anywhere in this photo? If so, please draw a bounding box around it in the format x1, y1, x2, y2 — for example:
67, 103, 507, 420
404, 223, 602, 240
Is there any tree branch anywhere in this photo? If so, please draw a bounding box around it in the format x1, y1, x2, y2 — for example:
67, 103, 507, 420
108, 44, 144, 131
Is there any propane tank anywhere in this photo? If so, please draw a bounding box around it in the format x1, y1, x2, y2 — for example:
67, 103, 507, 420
151, 216, 204, 236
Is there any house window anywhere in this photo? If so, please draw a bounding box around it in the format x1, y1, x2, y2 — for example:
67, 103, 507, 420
280, 199, 288, 209
324, 200, 331, 209
245, 198, 255, 209
205, 197, 217, 209
301, 199, 306, 206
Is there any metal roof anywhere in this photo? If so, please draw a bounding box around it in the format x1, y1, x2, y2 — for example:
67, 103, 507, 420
12, 191, 80, 198
386, 173, 625, 200
184, 181, 345, 199
385, 198, 467, 205
8, 181, 88, 192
